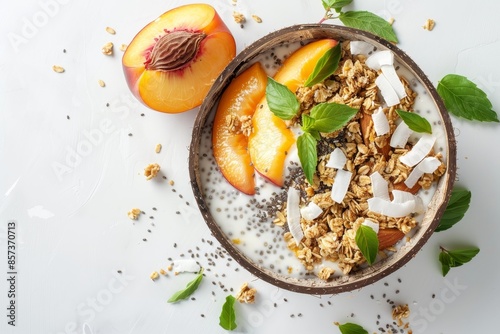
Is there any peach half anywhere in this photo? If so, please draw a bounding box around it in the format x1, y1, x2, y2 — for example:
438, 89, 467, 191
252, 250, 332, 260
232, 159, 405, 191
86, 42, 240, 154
122, 4, 236, 113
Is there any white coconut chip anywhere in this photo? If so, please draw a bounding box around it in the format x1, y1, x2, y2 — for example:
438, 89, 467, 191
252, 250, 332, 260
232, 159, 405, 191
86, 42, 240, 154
399, 134, 437, 167
362, 218, 380, 234
300, 202, 323, 221
372, 107, 390, 136
392, 190, 425, 214
173, 259, 201, 274
375, 74, 400, 107
350, 40, 374, 56
381, 65, 407, 99
390, 121, 413, 148
331, 169, 352, 203
287, 187, 304, 246
326, 147, 347, 169
365, 50, 394, 70
370, 171, 390, 201
367, 197, 416, 218
404, 156, 441, 188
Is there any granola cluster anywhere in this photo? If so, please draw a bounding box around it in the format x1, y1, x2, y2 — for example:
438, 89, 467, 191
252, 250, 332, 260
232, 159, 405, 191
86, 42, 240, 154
276, 41, 446, 278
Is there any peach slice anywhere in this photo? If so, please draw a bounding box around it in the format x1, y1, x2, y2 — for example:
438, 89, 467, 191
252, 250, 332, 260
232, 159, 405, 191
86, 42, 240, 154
248, 39, 338, 186
212, 63, 268, 195
122, 4, 236, 113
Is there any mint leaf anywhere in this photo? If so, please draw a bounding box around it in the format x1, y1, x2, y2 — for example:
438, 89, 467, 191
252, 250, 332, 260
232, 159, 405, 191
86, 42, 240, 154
322, 0, 352, 12
339, 11, 398, 43
439, 251, 453, 276
301, 114, 316, 133
435, 188, 471, 232
337, 322, 369, 334
219, 295, 237, 330
439, 247, 480, 277
304, 43, 341, 87
437, 74, 499, 122
396, 109, 432, 134
297, 132, 318, 184
168, 271, 203, 303
447, 247, 480, 264
266, 77, 300, 120
309, 103, 358, 133
355, 225, 379, 265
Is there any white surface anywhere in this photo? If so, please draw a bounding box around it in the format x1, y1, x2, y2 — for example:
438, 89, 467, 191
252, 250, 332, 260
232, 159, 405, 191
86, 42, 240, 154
1, 0, 499, 333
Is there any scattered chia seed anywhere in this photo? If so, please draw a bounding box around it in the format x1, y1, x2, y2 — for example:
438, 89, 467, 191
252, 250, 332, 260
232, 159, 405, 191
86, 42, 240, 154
128, 133, 133, 136
66, 115, 70, 120
117, 270, 122, 274
142, 238, 147, 242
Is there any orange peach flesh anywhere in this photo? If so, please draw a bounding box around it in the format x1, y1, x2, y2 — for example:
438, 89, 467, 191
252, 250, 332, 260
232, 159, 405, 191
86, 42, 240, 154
212, 63, 268, 195
122, 4, 236, 113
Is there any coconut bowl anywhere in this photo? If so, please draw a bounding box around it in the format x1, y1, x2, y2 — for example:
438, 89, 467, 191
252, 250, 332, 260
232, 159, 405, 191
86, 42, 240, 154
189, 24, 456, 294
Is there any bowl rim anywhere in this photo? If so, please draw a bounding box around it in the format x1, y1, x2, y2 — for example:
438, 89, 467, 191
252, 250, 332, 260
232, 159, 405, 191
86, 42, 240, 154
189, 24, 457, 294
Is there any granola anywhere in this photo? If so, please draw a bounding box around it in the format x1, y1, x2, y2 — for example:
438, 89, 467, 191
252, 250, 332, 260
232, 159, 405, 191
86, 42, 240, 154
235, 282, 256, 303
274, 41, 446, 277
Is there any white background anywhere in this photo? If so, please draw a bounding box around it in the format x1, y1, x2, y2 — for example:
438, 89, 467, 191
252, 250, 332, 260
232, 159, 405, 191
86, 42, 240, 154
1, 0, 499, 333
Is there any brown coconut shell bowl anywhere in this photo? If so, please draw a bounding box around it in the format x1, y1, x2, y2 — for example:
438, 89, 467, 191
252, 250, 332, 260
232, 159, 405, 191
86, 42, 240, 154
189, 24, 456, 294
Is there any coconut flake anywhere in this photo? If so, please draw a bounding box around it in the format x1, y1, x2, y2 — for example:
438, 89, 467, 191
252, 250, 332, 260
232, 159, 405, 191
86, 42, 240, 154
399, 135, 437, 167
375, 74, 400, 107
381, 65, 407, 99
365, 50, 394, 70
370, 171, 390, 201
368, 197, 416, 218
392, 190, 415, 203
372, 107, 390, 136
362, 218, 380, 234
350, 40, 373, 56
173, 259, 201, 274
300, 202, 323, 221
287, 187, 303, 246
331, 169, 352, 203
326, 148, 347, 169
404, 156, 441, 188
390, 121, 413, 148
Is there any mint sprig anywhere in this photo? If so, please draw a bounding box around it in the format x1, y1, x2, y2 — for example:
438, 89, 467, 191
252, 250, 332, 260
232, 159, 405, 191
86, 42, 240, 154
320, 2, 398, 43
219, 295, 237, 330
336, 322, 369, 334
355, 225, 379, 265
436, 188, 471, 232
437, 74, 499, 122
439, 247, 480, 277
396, 109, 432, 134
266, 76, 358, 184
304, 43, 342, 87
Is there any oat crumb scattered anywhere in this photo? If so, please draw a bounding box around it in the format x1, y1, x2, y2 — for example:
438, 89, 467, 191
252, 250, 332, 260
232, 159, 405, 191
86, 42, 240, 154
167, 265, 173, 271
251, 14, 263, 23
235, 282, 256, 304
233, 11, 246, 24
169, 180, 175, 186
231, 0, 237, 5
159, 269, 167, 276
392, 304, 411, 327
52, 65, 65, 73
423, 19, 435, 31
127, 208, 141, 220
388, 17, 395, 25
144, 163, 161, 180
98, 79, 106, 87
105, 26, 116, 35
102, 42, 114, 55
150, 271, 160, 281
119, 44, 128, 52
155, 143, 162, 154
